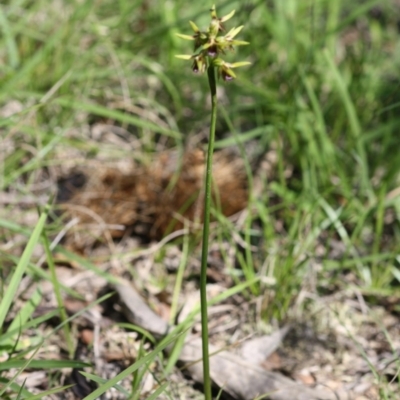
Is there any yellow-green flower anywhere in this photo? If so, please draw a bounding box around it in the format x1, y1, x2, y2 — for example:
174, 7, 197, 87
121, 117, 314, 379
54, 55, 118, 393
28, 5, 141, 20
176, 4, 250, 81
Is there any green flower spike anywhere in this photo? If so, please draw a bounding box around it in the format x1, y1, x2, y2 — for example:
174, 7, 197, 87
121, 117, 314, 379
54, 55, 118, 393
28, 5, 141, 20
176, 4, 250, 81
174, 8, 250, 400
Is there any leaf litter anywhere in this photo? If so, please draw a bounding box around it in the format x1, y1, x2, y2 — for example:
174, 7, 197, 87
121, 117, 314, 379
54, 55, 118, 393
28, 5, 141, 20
1, 109, 400, 399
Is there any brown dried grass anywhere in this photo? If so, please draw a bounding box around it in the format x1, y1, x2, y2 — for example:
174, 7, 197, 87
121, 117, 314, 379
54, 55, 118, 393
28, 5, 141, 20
59, 148, 248, 251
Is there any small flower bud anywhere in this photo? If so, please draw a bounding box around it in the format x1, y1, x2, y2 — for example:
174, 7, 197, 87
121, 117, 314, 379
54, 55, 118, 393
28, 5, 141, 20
221, 69, 235, 81
192, 55, 206, 74
206, 44, 218, 57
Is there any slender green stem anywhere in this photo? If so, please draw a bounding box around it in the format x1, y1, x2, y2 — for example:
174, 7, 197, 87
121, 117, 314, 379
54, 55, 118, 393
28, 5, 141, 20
200, 65, 217, 400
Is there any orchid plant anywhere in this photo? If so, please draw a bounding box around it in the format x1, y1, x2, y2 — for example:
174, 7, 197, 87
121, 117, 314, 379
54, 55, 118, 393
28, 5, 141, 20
176, 6, 249, 399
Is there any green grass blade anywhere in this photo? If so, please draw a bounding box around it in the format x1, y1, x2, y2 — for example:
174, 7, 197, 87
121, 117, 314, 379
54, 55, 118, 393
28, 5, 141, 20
23, 385, 74, 399
82, 333, 180, 400
53, 97, 181, 139
145, 382, 168, 400
0, 203, 50, 330
323, 48, 372, 201
79, 372, 130, 397
0, 360, 90, 371
0, 6, 19, 68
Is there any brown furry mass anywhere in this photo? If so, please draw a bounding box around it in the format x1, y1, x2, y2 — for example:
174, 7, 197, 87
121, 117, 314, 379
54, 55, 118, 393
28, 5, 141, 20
58, 149, 248, 251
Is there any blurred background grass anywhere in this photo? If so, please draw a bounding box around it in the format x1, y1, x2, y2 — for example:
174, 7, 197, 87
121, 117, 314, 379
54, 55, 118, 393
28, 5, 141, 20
1, 0, 400, 317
